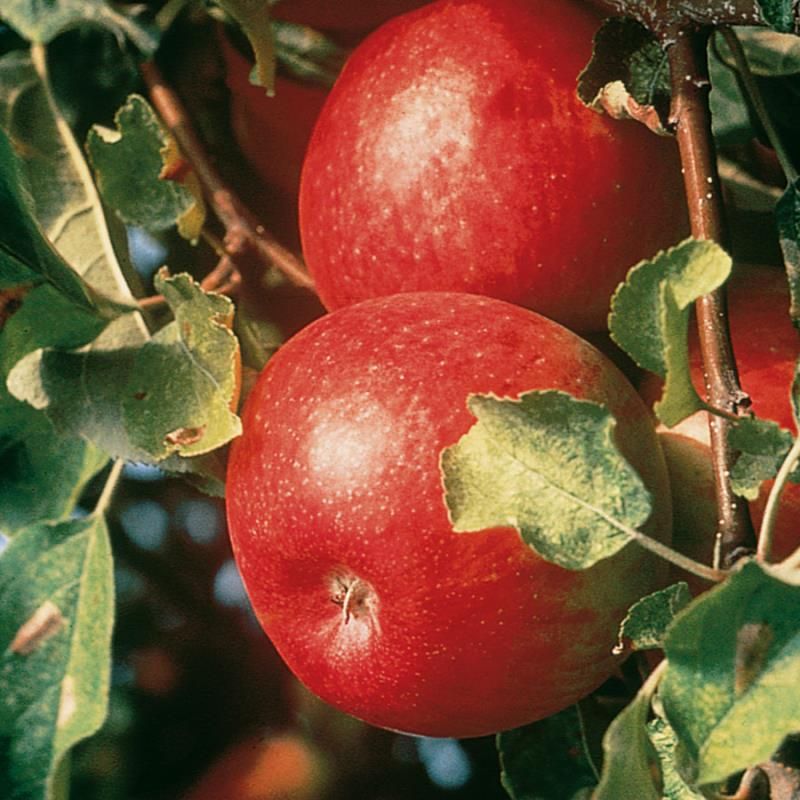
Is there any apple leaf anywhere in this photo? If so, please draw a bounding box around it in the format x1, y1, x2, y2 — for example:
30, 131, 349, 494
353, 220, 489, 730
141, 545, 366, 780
0, 125, 129, 321
0, 398, 108, 535
609, 238, 732, 427
233, 307, 282, 372
441, 391, 652, 570
272, 20, 347, 88
617, 582, 691, 652
86, 94, 206, 242
729, 417, 800, 499
647, 709, 705, 800
498, 706, 598, 800
660, 560, 800, 786
756, 1, 798, 34
0, 0, 159, 53
776, 180, 800, 328
577, 17, 671, 133
0, 47, 154, 534
593, 666, 663, 800
0, 515, 114, 799
714, 27, 800, 76
7, 271, 241, 463
215, 0, 276, 95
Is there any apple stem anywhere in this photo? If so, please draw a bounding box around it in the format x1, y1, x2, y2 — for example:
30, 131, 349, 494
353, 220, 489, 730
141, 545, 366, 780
667, 29, 756, 568
717, 28, 799, 185
758, 434, 800, 562
625, 528, 728, 583
140, 60, 315, 292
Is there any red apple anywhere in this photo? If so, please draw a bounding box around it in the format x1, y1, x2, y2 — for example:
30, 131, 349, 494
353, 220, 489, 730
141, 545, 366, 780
220, 33, 329, 251
226, 292, 672, 738
641, 265, 800, 579
298, 0, 687, 332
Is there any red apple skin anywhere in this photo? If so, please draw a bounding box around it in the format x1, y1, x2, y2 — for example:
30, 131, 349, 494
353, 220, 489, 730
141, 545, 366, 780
641, 265, 800, 581
226, 292, 672, 738
222, 37, 327, 202
298, 0, 688, 333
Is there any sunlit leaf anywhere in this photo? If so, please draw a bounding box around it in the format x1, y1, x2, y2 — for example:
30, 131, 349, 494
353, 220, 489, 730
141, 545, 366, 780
87, 94, 206, 242
661, 561, 800, 786
442, 391, 651, 570
609, 238, 732, 427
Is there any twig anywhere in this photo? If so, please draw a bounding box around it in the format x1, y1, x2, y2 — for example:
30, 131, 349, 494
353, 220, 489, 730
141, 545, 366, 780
602, 1, 769, 40
667, 29, 756, 568
140, 60, 315, 291
718, 27, 799, 185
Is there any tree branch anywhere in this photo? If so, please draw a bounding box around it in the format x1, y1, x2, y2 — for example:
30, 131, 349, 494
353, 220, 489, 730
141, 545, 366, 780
667, 29, 756, 568
140, 60, 315, 292
600, 1, 769, 39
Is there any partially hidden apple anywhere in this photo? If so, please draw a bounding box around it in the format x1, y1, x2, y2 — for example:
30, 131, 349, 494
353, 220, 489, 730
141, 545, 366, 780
183, 732, 329, 800
641, 265, 800, 584
226, 292, 672, 738
220, 33, 329, 251
299, 0, 688, 332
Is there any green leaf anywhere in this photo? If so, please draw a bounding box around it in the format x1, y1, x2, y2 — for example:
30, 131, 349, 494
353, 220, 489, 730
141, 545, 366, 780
0, 48, 144, 333
233, 307, 282, 371
216, 0, 276, 94
0, 47, 152, 533
709, 43, 755, 146
0, 515, 114, 799
715, 27, 800, 76
729, 417, 799, 500
609, 238, 733, 427
661, 560, 800, 786
647, 709, 705, 800
498, 706, 598, 800
123, 271, 241, 458
593, 665, 663, 800
272, 20, 347, 88
617, 582, 692, 652
7, 271, 242, 463
577, 17, 671, 131
756, 1, 799, 34
86, 94, 206, 242
0, 402, 107, 535
776, 180, 800, 329
0, 0, 159, 52
441, 391, 652, 570
0, 125, 127, 320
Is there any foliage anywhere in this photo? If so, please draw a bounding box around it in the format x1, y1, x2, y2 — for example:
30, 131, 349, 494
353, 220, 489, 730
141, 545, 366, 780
1, 1, 800, 799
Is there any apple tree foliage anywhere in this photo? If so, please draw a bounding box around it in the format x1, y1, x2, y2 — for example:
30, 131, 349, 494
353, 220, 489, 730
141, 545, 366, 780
1, 1, 800, 799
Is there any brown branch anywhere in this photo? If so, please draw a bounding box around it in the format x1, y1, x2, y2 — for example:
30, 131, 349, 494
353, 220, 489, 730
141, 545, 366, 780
140, 60, 315, 292
667, 30, 756, 568
599, 1, 769, 39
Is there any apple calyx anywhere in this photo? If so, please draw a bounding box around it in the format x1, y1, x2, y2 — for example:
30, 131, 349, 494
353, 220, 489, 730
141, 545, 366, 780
329, 572, 379, 629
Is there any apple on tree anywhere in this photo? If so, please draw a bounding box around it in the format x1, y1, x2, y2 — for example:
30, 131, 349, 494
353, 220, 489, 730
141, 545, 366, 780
640, 265, 800, 584
225, 292, 672, 738
298, 0, 688, 332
